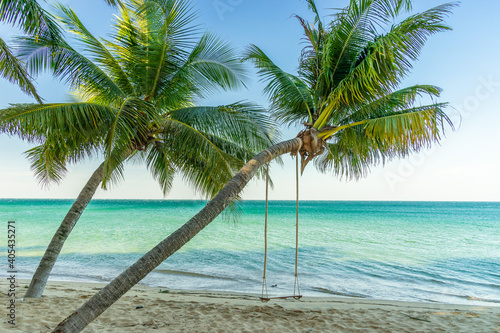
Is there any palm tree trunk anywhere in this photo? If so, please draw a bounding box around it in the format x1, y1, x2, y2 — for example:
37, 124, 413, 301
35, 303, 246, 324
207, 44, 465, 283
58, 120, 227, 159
24, 163, 105, 298
52, 138, 301, 333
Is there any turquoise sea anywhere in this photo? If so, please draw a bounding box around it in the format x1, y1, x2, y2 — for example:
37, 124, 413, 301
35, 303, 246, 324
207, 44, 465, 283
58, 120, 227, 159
1, 199, 499, 306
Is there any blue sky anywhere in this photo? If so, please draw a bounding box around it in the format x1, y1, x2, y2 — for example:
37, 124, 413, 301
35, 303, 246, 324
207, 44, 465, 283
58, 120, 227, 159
1, 0, 499, 201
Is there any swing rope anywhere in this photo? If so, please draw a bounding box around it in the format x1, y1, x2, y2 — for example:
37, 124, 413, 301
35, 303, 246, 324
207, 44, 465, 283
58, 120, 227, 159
294, 154, 301, 299
261, 163, 270, 300
261, 158, 302, 302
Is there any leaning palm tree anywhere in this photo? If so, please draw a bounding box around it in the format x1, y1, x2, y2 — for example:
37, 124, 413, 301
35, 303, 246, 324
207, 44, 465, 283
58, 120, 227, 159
51, 0, 457, 331
0, 0, 275, 298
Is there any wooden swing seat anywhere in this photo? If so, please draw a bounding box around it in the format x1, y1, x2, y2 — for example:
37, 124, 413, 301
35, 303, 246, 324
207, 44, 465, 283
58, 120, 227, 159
259, 295, 302, 302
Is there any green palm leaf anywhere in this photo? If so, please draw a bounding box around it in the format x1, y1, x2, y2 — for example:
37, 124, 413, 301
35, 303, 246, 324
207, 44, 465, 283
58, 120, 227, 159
244, 44, 314, 124
24, 141, 68, 186
24, 133, 101, 185
138, 0, 199, 47
339, 84, 442, 124
0, 0, 62, 39
169, 102, 277, 150
317, 103, 452, 178
0, 102, 114, 142
187, 33, 246, 96
0, 0, 62, 102
130, 0, 198, 97
363, 103, 452, 149
17, 33, 126, 105
314, 3, 455, 129
56, 4, 134, 96
321, 0, 412, 91
144, 142, 176, 195
160, 117, 245, 198
103, 98, 161, 185
0, 37, 42, 103
316, 132, 388, 180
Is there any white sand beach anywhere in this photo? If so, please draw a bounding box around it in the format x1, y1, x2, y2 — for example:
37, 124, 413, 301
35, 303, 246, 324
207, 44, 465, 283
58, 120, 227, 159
2, 279, 499, 332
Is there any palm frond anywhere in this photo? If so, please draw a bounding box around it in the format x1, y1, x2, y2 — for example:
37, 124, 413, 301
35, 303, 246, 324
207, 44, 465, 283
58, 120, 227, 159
339, 84, 442, 123
0, 102, 114, 142
186, 33, 246, 96
102, 98, 160, 185
106, 5, 143, 95
130, 0, 199, 97
152, 33, 247, 107
319, 0, 413, 93
244, 44, 314, 124
23, 133, 102, 186
151, 58, 197, 110
16, 32, 126, 105
386, 2, 456, 63
168, 102, 277, 152
165, 102, 280, 187
314, 2, 455, 129
24, 142, 68, 186
316, 130, 388, 180
316, 103, 452, 179
138, 0, 199, 48
295, 13, 324, 91
55, 4, 134, 95
0, 37, 42, 103
145, 143, 176, 195
320, 0, 380, 91
362, 103, 453, 150
0, 0, 62, 40
160, 118, 244, 198
304, 0, 323, 28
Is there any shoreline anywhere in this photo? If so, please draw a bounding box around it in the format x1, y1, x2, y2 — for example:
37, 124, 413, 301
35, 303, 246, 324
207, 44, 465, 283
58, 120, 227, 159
2, 279, 499, 332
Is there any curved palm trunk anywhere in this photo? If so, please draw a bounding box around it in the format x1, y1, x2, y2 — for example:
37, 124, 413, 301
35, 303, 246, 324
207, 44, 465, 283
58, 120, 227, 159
53, 138, 301, 333
24, 163, 105, 298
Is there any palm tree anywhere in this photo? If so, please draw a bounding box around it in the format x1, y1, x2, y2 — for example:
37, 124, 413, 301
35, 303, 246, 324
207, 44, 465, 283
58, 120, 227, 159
0, 0, 276, 298
50, 0, 457, 331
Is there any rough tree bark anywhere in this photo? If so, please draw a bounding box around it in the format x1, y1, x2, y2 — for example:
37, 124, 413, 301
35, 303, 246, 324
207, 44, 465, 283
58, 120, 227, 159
52, 137, 302, 333
24, 163, 105, 298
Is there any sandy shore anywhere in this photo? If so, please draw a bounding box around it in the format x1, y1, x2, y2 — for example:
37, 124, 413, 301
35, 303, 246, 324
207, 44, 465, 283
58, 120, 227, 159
2, 279, 499, 332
